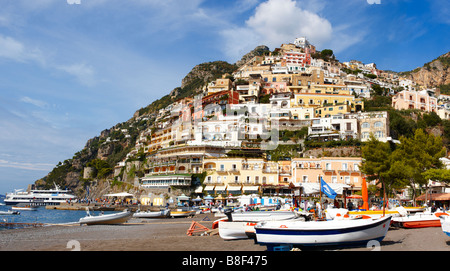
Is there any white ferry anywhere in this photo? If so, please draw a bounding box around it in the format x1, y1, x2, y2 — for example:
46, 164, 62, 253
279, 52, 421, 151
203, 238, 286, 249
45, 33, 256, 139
4, 184, 77, 206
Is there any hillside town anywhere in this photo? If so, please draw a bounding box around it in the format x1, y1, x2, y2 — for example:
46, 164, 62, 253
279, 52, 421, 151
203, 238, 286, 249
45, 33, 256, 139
93, 37, 450, 207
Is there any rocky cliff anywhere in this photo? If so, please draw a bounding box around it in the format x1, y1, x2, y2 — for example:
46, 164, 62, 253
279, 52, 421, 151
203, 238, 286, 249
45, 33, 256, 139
401, 52, 450, 90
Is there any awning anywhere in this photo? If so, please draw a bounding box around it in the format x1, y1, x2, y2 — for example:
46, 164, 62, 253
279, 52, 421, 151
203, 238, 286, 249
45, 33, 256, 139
294, 183, 350, 195
204, 185, 215, 191
242, 186, 260, 192
227, 186, 242, 191
215, 186, 227, 191
194, 186, 203, 193
416, 193, 450, 201
103, 192, 134, 197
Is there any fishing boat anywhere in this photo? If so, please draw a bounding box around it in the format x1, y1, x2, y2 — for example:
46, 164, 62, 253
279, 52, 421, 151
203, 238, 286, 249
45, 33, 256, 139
4, 184, 77, 206
79, 209, 133, 225
217, 209, 307, 240
0, 210, 20, 215
170, 207, 196, 218
255, 215, 392, 250
133, 208, 170, 218
11, 204, 37, 211
391, 212, 448, 228
439, 215, 450, 237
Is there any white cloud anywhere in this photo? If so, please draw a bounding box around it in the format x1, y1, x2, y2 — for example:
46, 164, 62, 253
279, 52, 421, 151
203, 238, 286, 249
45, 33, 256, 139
20, 96, 49, 109
0, 159, 53, 172
221, 0, 333, 61
57, 63, 96, 86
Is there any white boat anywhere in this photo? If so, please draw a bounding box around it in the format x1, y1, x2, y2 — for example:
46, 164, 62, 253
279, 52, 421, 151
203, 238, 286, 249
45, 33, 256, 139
79, 209, 133, 225
391, 211, 448, 228
440, 215, 450, 237
170, 207, 196, 218
4, 184, 77, 206
133, 208, 170, 218
255, 216, 392, 250
0, 210, 20, 215
218, 209, 304, 240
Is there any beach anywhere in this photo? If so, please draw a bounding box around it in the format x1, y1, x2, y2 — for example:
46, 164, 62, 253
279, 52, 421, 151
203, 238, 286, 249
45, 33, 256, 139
1, 213, 449, 251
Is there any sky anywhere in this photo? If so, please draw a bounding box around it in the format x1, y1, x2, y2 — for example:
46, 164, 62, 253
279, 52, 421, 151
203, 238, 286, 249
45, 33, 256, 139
0, 0, 449, 195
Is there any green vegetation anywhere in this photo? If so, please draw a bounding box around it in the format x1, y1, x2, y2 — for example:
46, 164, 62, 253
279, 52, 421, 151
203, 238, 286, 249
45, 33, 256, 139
361, 129, 449, 203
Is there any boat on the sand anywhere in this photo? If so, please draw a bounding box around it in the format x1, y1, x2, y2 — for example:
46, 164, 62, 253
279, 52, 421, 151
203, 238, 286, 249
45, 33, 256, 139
79, 209, 133, 225
133, 208, 170, 218
255, 215, 392, 250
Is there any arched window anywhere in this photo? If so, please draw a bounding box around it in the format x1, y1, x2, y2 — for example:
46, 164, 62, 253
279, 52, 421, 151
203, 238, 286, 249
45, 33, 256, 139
361, 122, 370, 129
374, 121, 383, 128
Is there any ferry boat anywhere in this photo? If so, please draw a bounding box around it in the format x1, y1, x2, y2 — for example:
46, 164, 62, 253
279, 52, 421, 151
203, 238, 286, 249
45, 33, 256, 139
4, 184, 77, 206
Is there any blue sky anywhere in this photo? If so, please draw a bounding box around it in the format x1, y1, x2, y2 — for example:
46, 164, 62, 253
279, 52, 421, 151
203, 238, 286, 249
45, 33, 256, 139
0, 0, 449, 194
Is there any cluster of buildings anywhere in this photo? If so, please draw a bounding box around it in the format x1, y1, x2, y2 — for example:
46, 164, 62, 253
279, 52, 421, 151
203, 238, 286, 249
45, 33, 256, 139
116, 37, 448, 201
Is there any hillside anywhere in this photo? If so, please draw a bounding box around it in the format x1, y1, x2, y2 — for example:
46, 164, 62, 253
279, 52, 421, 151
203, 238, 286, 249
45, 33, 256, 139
34, 44, 450, 198
35, 60, 238, 197
400, 52, 450, 93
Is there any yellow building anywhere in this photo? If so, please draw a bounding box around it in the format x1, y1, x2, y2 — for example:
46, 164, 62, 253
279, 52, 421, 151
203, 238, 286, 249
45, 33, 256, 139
289, 85, 364, 114
202, 158, 279, 195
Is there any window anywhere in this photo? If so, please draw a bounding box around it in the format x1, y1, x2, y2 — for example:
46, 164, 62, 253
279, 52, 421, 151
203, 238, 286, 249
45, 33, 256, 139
234, 176, 239, 183
246, 176, 251, 184
354, 164, 359, 171
217, 176, 221, 183
309, 99, 314, 105
326, 163, 331, 170
374, 121, 383, 128
255, 176, 259, 184
361, 122, 370, 129
375, 131, 384, 138
232, 164, 237, 171
342, 163, 348, 170
220, 164, 225, 171
302, 176, 308, 183
332, 176, 337, 183
262, 177, 267, 184
345, 176, 350, 184
298, 99, 303, 105
206, 176, 212, 183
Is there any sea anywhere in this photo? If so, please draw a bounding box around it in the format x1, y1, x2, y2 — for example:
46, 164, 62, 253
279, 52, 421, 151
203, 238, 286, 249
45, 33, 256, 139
0, 198, 116, 229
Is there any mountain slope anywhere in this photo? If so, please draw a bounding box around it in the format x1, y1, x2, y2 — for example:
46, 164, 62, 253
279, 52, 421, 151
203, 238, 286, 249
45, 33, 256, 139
401, 52, 450, 91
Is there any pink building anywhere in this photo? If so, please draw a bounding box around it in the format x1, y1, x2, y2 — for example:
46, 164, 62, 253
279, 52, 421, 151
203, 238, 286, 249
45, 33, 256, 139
291, 157, 364, 194
392, 90, 437, 112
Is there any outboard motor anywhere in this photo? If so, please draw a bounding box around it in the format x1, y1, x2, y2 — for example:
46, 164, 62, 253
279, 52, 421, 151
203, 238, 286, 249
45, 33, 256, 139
224, 208, 233, 222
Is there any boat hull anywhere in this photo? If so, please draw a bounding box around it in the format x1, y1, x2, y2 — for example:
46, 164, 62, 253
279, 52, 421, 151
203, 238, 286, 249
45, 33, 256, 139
392, 213, 447, 228
133, 209, 170, 218
79, 211, 133, 225
218, 221, 250, 240
440, 216, 450, 237
255, 216, 391, 248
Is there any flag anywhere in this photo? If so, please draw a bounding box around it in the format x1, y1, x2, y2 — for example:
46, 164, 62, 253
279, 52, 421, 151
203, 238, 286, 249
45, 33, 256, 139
320, 177, 337, 199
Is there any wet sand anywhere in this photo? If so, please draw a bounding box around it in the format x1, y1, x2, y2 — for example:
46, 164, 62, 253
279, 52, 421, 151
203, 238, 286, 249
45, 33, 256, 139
1, 213, 449, 251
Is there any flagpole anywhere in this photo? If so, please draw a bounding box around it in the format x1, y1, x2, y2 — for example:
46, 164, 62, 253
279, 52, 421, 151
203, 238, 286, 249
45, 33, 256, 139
319, 175, 322, 219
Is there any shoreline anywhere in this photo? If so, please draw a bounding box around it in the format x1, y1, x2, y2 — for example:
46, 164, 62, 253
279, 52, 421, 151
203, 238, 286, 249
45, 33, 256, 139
1, 213, 449, 251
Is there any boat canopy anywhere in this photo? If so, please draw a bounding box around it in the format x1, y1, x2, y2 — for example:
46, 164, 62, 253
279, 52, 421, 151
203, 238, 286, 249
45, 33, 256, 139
103, 192, 134, 197
294, 183, 350, 195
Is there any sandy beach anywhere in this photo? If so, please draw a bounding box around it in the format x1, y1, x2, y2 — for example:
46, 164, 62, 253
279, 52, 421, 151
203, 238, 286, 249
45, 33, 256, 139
1, 213, 449, 252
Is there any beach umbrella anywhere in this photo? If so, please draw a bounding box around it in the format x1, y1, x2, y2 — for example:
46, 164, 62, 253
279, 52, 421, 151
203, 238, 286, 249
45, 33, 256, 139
362, 177, 369, 210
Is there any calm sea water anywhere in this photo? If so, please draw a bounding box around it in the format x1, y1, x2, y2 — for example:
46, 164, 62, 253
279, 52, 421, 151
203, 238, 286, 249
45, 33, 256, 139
0, 199, 117, 227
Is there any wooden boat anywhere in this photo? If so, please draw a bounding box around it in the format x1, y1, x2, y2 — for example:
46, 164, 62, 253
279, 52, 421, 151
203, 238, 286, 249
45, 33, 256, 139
170, 207, 196, 218
217, 210, 308, 240
133, 208, 170, 218
79, 209, 133, 225
439, 215, 450, 237
391, 212, 448, 228
255, 216, 392, 250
